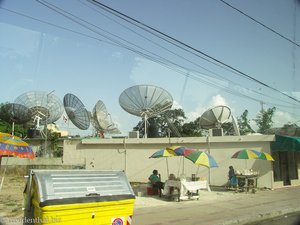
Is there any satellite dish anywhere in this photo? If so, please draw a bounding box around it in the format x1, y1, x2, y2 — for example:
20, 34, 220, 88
0, 103, 32, 124
119, 85, 173, 138
0, 103, 32, 135
91, 100, 120, 136
63, 93, 90, 130
14, 91, 63, 125
92, 100, 110, 130
199, 105, 231, 129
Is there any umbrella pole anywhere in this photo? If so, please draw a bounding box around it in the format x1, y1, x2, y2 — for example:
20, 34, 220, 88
166, 158, 169, 177
206, 136, 211, 185
0, 157, 9, 191
182, 157, 184, 175
196, 166, 200, 176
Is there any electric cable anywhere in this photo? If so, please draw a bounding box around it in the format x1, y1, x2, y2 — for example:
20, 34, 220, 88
2, 1, 298, 116
89, 0, 300, 104
219, 0, 300, 48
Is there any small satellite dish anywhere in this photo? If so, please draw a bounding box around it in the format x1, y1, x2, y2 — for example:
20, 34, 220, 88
199, 105, 231, 129
119, 85, 173, 138
91, 100, 120, 136
92, 100, 110, 130
63, 93, 90, 130
14, 91, 63, 125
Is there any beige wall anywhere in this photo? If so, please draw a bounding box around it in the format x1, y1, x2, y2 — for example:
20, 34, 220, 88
62, 135, 275, 189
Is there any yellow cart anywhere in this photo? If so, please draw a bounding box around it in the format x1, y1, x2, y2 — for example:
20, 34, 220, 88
23, 170, 135, 225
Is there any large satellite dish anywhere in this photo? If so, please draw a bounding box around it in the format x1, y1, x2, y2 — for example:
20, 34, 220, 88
91, 100, 120, 136
0, 103, 32, 135
63, 93, 90, 130
14, 91, 63, 126
119, 85, 173, 138
199, 105, 231, 129
0, 103, 32, 124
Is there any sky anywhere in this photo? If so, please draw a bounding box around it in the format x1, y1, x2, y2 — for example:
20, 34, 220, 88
0, 0, 299, 137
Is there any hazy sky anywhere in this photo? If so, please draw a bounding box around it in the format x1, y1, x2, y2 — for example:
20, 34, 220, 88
0, 0, 299, 136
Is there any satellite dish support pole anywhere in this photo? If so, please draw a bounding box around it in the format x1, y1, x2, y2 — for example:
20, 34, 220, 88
12, 121, 15, 136
144, 114, 147, 138
123, 138, 127, 174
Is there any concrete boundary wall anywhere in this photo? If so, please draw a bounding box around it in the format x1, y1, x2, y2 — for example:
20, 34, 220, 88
62, 135, 276, 188
2, 135, 279, 188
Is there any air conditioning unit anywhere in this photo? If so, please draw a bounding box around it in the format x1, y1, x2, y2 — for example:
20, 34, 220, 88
128, 131, 139, 138
209, 128, 223, 136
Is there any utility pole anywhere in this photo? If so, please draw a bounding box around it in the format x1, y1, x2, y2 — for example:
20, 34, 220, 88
260, 101, 264, 111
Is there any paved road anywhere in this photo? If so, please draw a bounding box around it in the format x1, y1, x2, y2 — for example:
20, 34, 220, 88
245, 212, 300, 225
133, 186, 300, 225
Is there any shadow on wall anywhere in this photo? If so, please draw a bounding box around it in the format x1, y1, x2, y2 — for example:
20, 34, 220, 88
252, 160, 272, 177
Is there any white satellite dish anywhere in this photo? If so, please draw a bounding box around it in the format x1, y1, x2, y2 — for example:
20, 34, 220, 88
199, 105, 231, 129
119, 85, 173, 138
91, 100, 120, 137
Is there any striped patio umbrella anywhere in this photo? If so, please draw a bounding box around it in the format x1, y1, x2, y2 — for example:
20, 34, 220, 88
257, 152, 274, 161
232, 149, 274, 161
251, 150, 274, 161
149, 148, 177, 176
167, 145, 198, 175
231, 149, 260, 159
167, 145, 197, 156
0, 132, 35, 159
149, 149, 177, 158
185, 151, 218, 168
0, 132, 35, 190
231, 149, 274, 169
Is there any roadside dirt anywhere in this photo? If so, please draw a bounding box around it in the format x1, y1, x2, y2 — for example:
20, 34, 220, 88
0, 175, 26, 220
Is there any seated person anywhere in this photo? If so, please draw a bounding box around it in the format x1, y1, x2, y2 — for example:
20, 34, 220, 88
228, 166, 237, 188
165, 173, 178, 196
168, 173, 176, 180
148, 169, 164, 196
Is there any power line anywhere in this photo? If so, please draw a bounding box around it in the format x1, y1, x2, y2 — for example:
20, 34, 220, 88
21, 0, 300, 107
81, 0, 298, 109
0, 6, 109, 44
219, 0, 300, 48
2, 1, 298, 112
89, 0, 300, 104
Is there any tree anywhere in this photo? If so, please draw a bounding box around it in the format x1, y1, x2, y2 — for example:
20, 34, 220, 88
254, 107, 276, 134
221, 122, 235, 136
49, 131, 63, 157
237, 110, 255, 135
181, 118, 203, 137
0, 102, 30, 137
133, 108, 186, 137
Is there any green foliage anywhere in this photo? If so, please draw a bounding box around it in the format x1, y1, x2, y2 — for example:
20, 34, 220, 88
133, 106, 278, 137
221, 122, 235, 136
181, 117, 203, 137
254, 107, 276, 134
49, 132, 59, 150
0, 102, 30, 137
134, 109, 204, 137
237, 110, 255, 135
0, 120, 30, 137
133, 108, 187, 137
